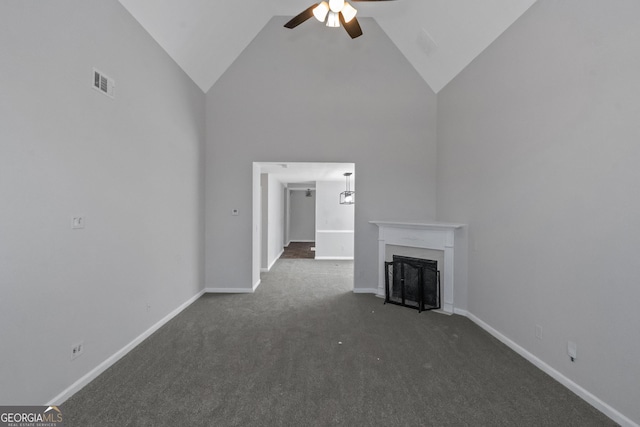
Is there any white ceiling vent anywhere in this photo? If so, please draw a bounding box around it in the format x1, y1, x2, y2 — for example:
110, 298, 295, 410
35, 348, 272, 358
92, 68, 115, 98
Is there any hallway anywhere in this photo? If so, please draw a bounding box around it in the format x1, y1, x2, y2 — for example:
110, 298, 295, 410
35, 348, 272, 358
280, 242, 315, 259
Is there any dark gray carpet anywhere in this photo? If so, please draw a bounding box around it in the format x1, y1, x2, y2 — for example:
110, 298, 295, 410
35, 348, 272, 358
62, 260, 615, 426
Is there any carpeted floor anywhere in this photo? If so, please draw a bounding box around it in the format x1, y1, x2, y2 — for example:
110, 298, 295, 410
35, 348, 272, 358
281, 242, 315, 259
62, 260, 615, 426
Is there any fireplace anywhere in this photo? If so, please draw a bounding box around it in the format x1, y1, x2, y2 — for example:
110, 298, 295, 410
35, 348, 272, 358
385, 255, 440, 312
370, 221, 465, 314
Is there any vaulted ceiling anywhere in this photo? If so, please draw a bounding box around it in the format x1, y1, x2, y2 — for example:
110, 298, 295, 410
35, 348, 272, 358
118, 0, 536, 93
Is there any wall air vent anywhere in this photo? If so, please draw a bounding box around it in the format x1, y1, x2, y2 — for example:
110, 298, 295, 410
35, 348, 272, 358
92, 68, 115, 98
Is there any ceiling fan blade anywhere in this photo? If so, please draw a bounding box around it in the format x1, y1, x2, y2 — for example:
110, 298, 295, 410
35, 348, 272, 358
284, 4, 319, 29
340, 13, 363, 39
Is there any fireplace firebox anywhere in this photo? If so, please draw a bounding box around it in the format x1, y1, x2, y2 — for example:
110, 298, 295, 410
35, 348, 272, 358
384, 255, 440, 312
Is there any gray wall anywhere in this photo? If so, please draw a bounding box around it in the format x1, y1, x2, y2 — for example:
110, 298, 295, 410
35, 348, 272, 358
289, 190, 316, 242
437, 0, 640, 422
315, 180, 355, 259
205, 17, 438, 291
0, 0, 205, 404
260, 174, 284, 270
260, 174, 269, 268
267, 175, 285, 266
316, 180, 355, 231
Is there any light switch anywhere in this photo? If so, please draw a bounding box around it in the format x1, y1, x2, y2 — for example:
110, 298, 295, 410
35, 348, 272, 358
231, 209, 239, 216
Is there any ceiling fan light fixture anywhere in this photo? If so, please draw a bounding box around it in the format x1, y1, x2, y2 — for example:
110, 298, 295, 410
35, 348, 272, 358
329, 0, 345, 13
285, 0, 391, 37
341, 2, 357, 23
313, 1, 330, 22
326, 11, 340, 27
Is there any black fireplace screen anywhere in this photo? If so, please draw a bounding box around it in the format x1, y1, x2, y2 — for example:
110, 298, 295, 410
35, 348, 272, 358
385, 255, 440, 312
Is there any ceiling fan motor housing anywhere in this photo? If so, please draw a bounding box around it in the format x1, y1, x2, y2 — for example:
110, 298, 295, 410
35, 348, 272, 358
285, 0, 393, 38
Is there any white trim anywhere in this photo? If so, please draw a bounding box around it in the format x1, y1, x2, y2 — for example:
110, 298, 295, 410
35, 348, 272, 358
205, 278, 262, 293
353, 288, 378, 294
260, 250, 282, 273
314, 256, 354, 260
205, 287, 255, 294
464, 311, 637, 427
271, 249, 284, 267
260, 248, 284, 274
47, 289, 206, 405
453, 307, 469, 316
369, 220, 465, 230
316, 229, 354, 233
289, 239, 315, 243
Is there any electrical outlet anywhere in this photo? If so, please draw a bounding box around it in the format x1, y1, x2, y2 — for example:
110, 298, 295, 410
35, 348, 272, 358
72, 216, 85, 229
535, 325, 543, 340
146, 304, 151, 312
71, 341, 84, 360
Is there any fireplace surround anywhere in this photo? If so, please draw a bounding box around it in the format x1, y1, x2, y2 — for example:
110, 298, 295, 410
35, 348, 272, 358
370, 221, 465, 314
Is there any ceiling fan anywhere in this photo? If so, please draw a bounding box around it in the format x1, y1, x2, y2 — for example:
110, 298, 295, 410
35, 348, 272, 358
284, 0, 394, 39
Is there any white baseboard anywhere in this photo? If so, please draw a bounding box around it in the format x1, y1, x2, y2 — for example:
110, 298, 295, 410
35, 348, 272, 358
453, 307, 469, 316
47, 289, 206, 405
205, 287, 254, 293
289, 239, 314, 243
271, 249, 284, 268
205, 278, 262, 293
353, 288, 378, 294
261, 249, 284, 273
314, 256, 354, 260
465, 311, 638, 427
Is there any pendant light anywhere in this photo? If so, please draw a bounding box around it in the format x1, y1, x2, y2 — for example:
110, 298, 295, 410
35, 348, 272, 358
340, 172, 355, 205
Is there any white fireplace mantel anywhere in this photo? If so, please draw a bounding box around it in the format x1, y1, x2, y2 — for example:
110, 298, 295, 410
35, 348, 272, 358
370, 221, 465, 314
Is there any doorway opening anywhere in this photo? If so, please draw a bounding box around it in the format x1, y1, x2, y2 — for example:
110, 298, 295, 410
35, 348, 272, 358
252, 162, 355, 290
